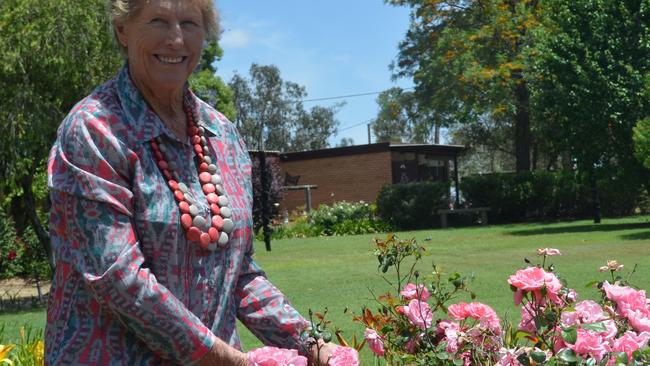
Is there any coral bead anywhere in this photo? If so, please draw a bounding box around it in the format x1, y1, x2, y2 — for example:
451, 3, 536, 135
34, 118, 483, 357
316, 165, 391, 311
178, 201, 190, 214
187, 227, 201, 242
206, 193, 218, 204
202, 183, 215, 194
181, 214, 192, 229
210, 204, 220, 215
199, 233, 211, 248
208, 227, 219, 241
199, 172, 212, 184
173, 190, 184, 202
212, 215, 224, 229
168, 180, 179, 191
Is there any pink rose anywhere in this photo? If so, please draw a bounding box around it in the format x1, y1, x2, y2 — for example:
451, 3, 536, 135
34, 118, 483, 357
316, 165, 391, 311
609, 331, 650, 361
399, 299, 433, 330
497, 348, 524, 366
247, 346, 308, 366
565, 329, 609, 362
627, 310, 650, 332
364, 328, 384, 356
436, 321, 460, 353
508, 267, 563, 305
561, 300, 606, 326
448, 302, 501, 334
599, 260, 624, 272
327, 346, 359, 366
400, 283, 431, 301
518, 302, 540, 334
537, 248, 561, 256
602, 281, 649, 316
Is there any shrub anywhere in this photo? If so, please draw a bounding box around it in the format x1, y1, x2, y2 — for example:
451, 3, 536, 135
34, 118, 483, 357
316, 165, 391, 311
0, 207, 50, 281
462, 169, 645, 223
375, 181, 450, 230
260, 201, 390, 239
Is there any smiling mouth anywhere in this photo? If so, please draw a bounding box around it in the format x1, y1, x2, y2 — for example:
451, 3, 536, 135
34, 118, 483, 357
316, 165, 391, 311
155, 55, 186, 64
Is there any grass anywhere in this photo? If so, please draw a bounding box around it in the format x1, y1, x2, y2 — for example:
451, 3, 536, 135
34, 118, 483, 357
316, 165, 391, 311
1, 215, 649, 365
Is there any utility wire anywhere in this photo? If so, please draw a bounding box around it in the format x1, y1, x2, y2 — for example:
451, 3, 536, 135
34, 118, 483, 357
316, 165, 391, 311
298, 87, 414, 103
338, 118, 374, 132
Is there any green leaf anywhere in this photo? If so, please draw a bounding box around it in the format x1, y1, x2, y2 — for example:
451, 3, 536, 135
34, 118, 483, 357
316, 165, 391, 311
561, 327, 577, 344
556, 348, 578, 363
580, 322, 608, 332
531, 350, 547, 363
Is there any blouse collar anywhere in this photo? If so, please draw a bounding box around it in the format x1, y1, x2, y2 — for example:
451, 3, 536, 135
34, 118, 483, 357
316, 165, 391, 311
115, 63, 216, 144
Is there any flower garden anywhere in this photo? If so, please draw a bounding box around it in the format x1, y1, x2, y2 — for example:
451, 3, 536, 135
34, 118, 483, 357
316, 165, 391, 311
1, 216, 650, 365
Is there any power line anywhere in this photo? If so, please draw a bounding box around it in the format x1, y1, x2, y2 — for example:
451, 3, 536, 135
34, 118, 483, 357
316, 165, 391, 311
298, 87, 414, 103
338, 118, 374, 133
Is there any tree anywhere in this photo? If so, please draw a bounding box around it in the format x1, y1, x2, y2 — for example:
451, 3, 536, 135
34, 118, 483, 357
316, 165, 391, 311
0, 0, 122, 268
372, 87, 441, 144
189, 40, 236, 120
388, 0, 546, 171
634, 117, 650, 170
532, 0, 650, 221
337, 137, 355, 147
229, 64, 341, 152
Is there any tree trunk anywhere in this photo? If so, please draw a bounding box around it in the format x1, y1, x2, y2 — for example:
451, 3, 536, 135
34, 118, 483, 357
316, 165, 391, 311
589, 168, 601, 224
259, 151, 272, 251
513, 80, 531, 172
434, 122, 440, 144
20, 174, 54, 271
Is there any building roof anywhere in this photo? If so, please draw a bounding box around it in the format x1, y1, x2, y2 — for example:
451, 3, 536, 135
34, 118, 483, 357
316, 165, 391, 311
279, 142, 465, 162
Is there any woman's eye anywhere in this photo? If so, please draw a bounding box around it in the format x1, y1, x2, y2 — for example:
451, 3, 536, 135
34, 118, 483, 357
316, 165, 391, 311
181, 20, 199, 27
150, 18, 166, 25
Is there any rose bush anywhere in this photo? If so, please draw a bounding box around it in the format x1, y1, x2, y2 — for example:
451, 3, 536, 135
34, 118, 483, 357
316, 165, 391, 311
355, 234, 650, 365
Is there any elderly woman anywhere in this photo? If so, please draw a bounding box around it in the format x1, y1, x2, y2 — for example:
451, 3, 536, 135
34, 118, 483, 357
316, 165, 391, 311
46, 1, 335, 364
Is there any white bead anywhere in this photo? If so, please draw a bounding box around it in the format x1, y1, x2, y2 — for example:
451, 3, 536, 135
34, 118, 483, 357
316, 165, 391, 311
220, 207, 231, 218
193, 216, 206, 229
222, 219, 234, 233
189, 205, 199, 217
178, 182, 188, 193
212, 175, 222, 185
203, 156, 212, 164
218, 196, 229, 207
217, 232, 229, 246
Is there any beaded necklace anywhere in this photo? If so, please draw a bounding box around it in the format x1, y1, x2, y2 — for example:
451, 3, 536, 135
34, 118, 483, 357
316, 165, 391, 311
149, 103, 234, 251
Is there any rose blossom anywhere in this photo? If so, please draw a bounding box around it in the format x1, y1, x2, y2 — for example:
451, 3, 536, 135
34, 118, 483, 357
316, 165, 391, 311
327, 346, 359, 366
448, 302, 501, 334
518, 302, 539, 334
599, 260, 624, 272
364, 328, 384, 356
436, 320, 461, 353
537, 248, 561, 256
609, 331, 650, 361
507, 267, 563, 305
565, 329, 609, 362
247, 346, 308, 366
398, 299, 433, 330
561, 300, 606, 326
627, 310, 650, 332
603, 281, 650, 318
400, 283, 431, 301
497, 348, 524, 366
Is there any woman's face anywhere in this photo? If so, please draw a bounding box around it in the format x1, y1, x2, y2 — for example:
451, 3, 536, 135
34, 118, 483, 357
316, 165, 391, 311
115, 0, 205, 93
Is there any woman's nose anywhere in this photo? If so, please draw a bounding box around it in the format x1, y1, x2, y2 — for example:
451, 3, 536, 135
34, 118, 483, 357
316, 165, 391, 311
166, 23, 183, 48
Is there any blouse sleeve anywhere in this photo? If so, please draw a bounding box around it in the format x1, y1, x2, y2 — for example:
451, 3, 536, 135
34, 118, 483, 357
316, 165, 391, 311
225, 121, 310, 351
235, 253, 310, 350
48, 110, 215, 365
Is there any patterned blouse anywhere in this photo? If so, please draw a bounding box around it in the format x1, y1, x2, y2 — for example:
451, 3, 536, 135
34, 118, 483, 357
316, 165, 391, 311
45, 65, 308, 365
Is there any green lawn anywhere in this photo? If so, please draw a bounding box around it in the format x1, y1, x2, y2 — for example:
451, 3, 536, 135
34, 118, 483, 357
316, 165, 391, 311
1, 215, 649, 365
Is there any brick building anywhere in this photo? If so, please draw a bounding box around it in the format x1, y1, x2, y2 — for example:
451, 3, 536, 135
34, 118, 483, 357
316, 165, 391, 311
277, 142, 465, 212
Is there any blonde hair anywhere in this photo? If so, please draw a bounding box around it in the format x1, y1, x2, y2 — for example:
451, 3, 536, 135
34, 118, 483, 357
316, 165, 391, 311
109, 0, 220, 51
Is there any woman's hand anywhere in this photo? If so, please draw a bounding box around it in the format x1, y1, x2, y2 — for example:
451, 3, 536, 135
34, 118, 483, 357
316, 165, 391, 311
197, 337, 248, 366
307, 341, 338, 366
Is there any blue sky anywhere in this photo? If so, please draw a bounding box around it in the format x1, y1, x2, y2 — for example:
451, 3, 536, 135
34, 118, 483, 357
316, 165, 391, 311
215, 1, 414, 146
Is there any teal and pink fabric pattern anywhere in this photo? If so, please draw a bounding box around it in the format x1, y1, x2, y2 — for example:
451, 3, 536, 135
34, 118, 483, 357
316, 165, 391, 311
46, 65, 308, 365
